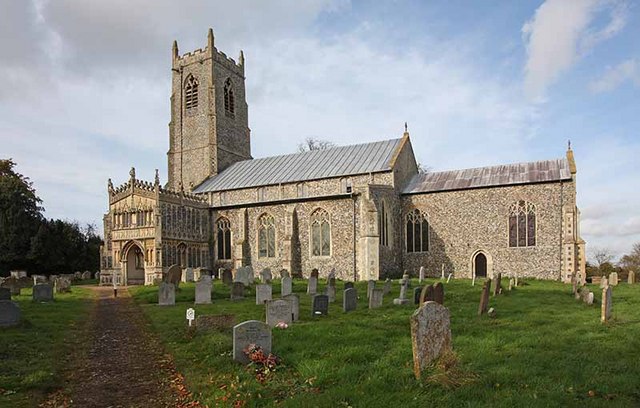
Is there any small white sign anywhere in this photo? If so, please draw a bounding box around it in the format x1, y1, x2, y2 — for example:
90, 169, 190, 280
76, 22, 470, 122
186, 308, 195, 326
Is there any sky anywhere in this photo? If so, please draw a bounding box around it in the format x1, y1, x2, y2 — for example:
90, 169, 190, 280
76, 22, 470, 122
1, 0, 638, 262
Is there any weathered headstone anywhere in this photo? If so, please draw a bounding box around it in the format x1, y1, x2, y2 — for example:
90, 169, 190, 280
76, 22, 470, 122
393, 279, 410, 305
166, 264, 182, 288
419, 266, 425, 283
32, 275, 47, 285
231, 282, 245, 300
383, 278, 392, 296
81, 271, 92, 280
74, 271, 82, 280
326, 285, 336, 302
307, 277, 318, 295
283, 294, 300, 321
32, 284, 53, 302
233, 320, 272, 364
279, 269, 290, 279
2, 278, 21, 296
433, 282, 444, 305
0, 288, 10, 301
235, 266, 254, 286
493, 273, 502, 296
196, 314, 236, 332
343, 288, 357, 312
158, 282, 175, 306
310, 268, 319, 279
367, 280, 376, 299
266, 299, 293, 327
54, 278, 71, 294
413, 287, 422, 305
195, 279, 212, 305
601, 286, 612, 323
609, 272, 619, 286
508, 278, 515, 291
478, 279, 491, 316
194, 268, 211, 281
410, 301, 452, 379
369, 288, 384, 309
256, 284, 272, 305
344, 282, 354, 290
281, 276, 292, 297
628, 270, 636, 284
586, 292, 594, 305
419, 284, 434, 305
312, 294, 329, 316
0, 300, 21, 327
260, 268, 273, 283
328, 277, 336, 289
222, 269, 233, 285
327, 269, 336, 284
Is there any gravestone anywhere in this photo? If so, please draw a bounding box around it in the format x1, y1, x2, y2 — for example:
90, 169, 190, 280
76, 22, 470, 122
166, 265, 182, 288
410, 301, 452, 379
0, 288, 10, 301
312, 294, 329, 316
235, 266, 253, 286
194, 268, 211, 281
383, 278, 392, 296
367, 280, 376, 299
369, 289, 384, 309
222, 270, 233, 285
601, 286, 612, 323
628, 271, 635, 284
3, 278, 21, 296
419, 266, 425, 283
182, 268, 194, 283
0, 300, 21, 327
609, 272, 619, 286
420, 284, 434, 305
307, 277, 318, 295
343, 288, 357, 312
344, 282, 354, 290
281, 276, 292, 297
54, 278, 71, 294
196, 314, 236, 332
158, 282, 175, 306
586, 292, 594, 305
33, 284, 54, 302
231, 282, 245, 300
195, 279, 212, 304
326, 285, 336, 303
433, 282, 444, 305
233, 320, 272, 364
283, 294, 300, 321
393, 279, 410, 305
32, 275, 47, 285
328, 277, 336, 288
508, 278, 515, 291
81, 271, 92, 280
266, 299, 293, 327
74, 271, 82, 280
327, 269, 336, 284
578, 286, 590, 303
478, 279, 491, 316
310, 269, 319, 279
260, 268, 273, 283
279, 269, 290, 279
413, 287, 422, 305
493, 273, 502, 296
256, 284, 272, 305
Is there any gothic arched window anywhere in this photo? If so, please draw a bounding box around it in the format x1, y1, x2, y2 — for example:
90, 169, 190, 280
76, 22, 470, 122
379, 200, 390, 247
405, 209, 429, 253
217, 217, 232, 260
224, 78, 235, 115
258, 214, 276, 258
509, 200, 536, 247
310, 208, 331, 257
185, 75, 198, 110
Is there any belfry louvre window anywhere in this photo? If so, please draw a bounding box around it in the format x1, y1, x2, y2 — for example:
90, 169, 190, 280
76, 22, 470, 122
509, 200, 536, 247
224, 78, 235, 115
379, 200, 390, 247
184, 75, 198, 110
310, 208, 331, 257
217, 217, 232, 260
258, 214, 276, 258
405, 209, 429, 253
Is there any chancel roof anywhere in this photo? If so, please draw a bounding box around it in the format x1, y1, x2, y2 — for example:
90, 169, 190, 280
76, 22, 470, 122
193, 138, 403, 193
403, 158, 573, 194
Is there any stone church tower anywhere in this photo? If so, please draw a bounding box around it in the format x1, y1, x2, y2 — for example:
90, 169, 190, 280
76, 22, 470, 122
167, 29, 251, 192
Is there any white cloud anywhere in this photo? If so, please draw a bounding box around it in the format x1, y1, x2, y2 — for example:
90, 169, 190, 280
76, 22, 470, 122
522, 0, 628, 100
589, 59, 640, 92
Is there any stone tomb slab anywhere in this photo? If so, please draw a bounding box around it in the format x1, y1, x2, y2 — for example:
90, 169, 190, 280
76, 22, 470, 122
33, 284, 54, 302
343, 288, 357, 312
312, 294, 329, 316
233, 320, 272, 364
410, 301, 452, 379
0, 300, 21, 327
256, 284, 272, 305
266, 299, 293, 327
158, 282, 175, 306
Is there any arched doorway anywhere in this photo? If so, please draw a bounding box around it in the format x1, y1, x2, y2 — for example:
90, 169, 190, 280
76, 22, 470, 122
125, 244, 145, 285
474, 252, 487, 278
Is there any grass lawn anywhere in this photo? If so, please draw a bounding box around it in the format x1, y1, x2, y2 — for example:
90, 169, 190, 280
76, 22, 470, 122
129, 279, 640, 408
0, 287, 93, 408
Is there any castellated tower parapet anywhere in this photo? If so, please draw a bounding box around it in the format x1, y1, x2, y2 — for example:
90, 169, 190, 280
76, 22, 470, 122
167, 28, 252, 192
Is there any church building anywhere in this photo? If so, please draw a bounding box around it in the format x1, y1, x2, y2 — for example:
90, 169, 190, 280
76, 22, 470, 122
99, 29, 586, 285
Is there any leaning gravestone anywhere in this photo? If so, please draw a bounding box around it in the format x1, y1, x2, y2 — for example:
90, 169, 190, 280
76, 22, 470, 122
231, 282, 245, 300
256, 284, 272, 305
367, 280, 376, 299
222, 270, 233, 286
383, 278, 392, 296
165, 264, 182, 289
413, 287, 422, 305
307, 277, 318, 295
601, 286, 612, 323
478, 279, 491, 316
609, 272, 619, 286
0, 288, 10, 301
266, 299, 293, 327
410, 301, 452, 379
283, 294, 300, 321
312, 294, 329, 316
233, 320, 272, 364
493, 273, 502, 296
433, 282, 444, 305
419, 284, 434, 305
326, 285, 336, 303
158, 282, 175, 306
281, 276, 292, 297
260, 268, 273, 284
195, 279, 212, 305
343, 288, 357, 312
419, 266, 425, 283
0, 300, 21, 327
33, 284, 54, 302
369, 289, 384, 309
81, 271, 92, 280
344, 282, 354, 290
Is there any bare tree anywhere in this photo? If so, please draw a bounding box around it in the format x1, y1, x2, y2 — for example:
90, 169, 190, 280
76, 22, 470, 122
619, 242, 640, 271
589, 247, 615, 268
297, 137, 336, 153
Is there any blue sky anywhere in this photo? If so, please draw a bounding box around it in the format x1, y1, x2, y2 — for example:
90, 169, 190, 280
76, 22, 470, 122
1, 0, 638, 260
